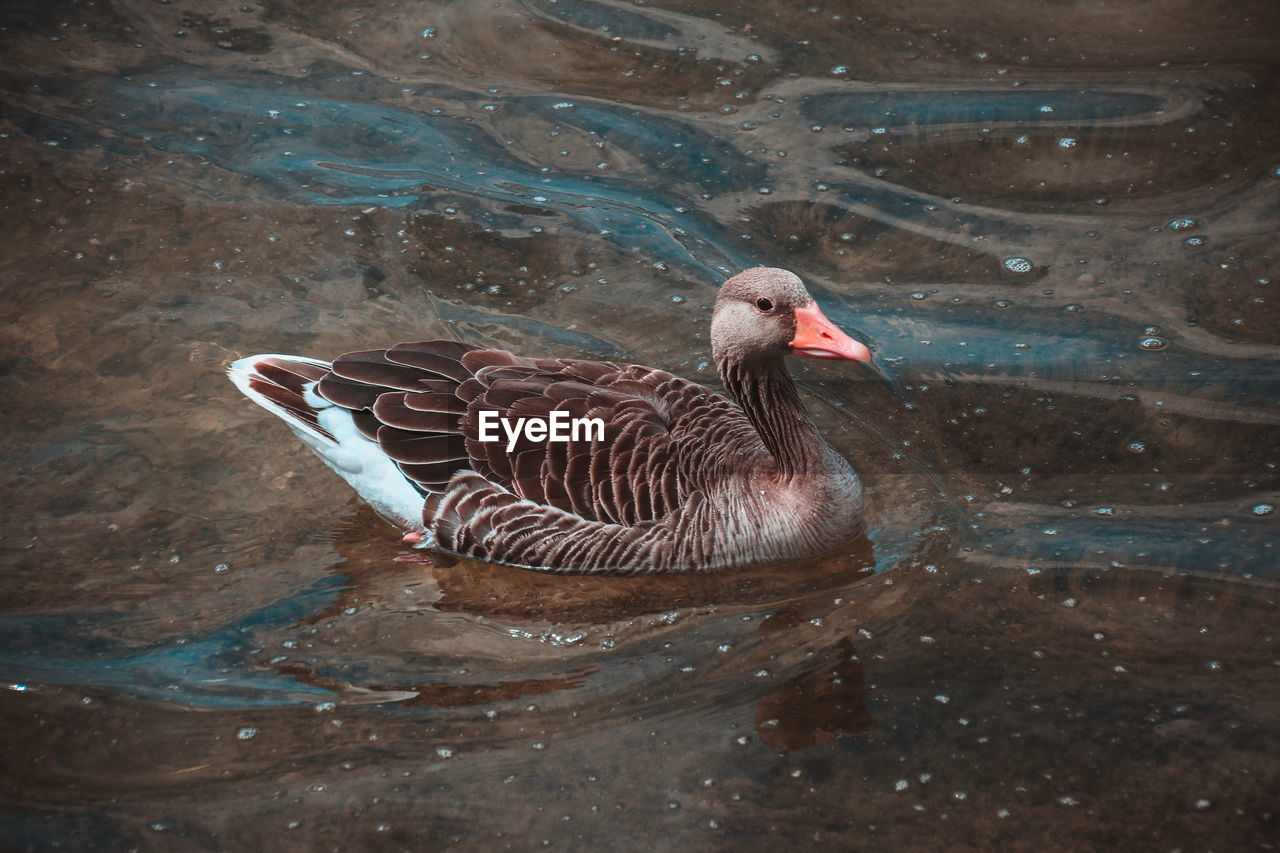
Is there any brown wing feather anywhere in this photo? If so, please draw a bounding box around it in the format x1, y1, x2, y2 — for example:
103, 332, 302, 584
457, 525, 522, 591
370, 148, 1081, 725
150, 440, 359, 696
384, 340, 480, 379
246, 357, 334, 439
371, 393, 460, 433
329, 349, 434, 389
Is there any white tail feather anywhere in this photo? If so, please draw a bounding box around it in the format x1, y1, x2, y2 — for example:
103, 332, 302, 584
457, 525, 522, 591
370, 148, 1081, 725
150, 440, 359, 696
227, 354, 430, 534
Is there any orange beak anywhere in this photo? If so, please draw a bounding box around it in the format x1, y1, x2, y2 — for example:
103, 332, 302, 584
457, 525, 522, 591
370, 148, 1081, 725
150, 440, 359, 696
790, 304, 872, 362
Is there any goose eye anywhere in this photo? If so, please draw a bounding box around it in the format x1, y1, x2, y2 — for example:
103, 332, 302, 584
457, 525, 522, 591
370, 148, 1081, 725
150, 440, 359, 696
755, 297, 774, 312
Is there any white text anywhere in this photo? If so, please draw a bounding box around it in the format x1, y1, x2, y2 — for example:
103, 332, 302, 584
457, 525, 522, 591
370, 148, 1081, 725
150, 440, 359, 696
477, 410, 605, 452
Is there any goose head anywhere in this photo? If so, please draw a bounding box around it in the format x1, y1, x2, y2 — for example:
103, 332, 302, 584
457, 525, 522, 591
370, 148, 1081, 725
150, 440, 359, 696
711, 267, 871, 365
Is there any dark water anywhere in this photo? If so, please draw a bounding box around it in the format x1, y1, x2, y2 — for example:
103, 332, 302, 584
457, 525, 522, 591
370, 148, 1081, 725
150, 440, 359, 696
3, 0, 1279, 849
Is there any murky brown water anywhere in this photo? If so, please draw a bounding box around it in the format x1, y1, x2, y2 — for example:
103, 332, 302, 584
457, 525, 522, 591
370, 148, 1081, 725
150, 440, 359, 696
3, 0, 1279, 849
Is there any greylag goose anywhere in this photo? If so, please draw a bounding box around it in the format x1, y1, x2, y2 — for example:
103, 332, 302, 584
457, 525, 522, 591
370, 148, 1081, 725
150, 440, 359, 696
227, 267, 871, 572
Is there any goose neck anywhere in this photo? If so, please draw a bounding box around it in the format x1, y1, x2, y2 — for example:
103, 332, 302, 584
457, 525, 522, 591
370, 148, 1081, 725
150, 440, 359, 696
718, 355, 826, 477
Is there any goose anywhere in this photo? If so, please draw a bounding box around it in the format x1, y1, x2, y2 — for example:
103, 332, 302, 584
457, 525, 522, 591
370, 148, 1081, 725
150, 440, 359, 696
227, 267, 872, 572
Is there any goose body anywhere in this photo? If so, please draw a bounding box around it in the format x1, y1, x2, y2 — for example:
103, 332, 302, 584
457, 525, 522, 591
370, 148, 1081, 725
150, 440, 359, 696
228, 267, 871, 572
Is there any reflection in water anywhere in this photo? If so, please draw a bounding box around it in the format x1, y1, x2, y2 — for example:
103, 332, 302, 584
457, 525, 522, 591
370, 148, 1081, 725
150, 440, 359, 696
754, 636, 876, 753
2, 0, 1278, 848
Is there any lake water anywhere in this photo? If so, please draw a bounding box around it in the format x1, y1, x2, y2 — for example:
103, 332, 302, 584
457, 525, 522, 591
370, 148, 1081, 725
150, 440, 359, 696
2, 0, 1278, 849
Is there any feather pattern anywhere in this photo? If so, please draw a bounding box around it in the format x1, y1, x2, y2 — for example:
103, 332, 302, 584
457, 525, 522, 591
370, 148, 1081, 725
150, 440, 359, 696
227, 267, 870, 572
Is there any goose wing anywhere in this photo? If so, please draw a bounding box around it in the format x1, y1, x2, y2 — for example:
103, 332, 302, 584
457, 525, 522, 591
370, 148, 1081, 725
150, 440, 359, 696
316, 342, 726, 526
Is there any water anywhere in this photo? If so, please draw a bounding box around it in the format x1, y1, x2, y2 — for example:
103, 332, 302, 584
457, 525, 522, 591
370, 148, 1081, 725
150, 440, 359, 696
2, 0, 1278, 848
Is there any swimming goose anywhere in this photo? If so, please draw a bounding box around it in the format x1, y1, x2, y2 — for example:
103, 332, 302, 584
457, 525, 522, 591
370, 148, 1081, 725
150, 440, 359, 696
228, 267, 871, 572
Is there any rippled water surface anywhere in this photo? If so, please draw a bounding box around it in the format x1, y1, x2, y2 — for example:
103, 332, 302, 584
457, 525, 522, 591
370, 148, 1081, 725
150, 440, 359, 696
3, 0, 1279, 849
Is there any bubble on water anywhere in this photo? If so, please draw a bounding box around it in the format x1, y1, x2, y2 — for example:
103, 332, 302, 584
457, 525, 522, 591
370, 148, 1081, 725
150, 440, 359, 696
237, 726, 258, 740
1183, 235, 1206, 248
1193, 798, 1211, 810
1002, 257, 1033, 273
1138, 336, 1168, 351
1251, 503, 1274, 516
1127, 441, 1147, 453
1168, 217, 1198, 230
895, 779, 909, 791
1058, 137, 1077, 149
831, 65, 850, 76
436, 746, 454, 759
